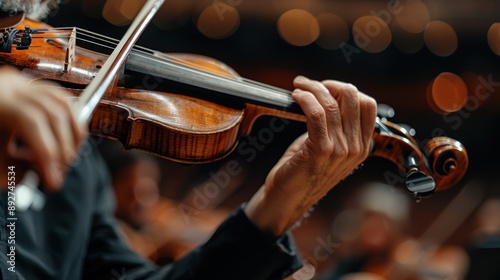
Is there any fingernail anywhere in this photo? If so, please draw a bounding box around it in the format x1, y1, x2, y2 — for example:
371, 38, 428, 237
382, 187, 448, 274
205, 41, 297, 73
292, 89, 303, 96
295, 75, 308, 82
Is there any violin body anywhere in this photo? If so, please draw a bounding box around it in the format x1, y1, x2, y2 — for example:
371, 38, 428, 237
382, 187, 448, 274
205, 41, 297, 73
0, 16, 469, 193
1, 18, 253, 163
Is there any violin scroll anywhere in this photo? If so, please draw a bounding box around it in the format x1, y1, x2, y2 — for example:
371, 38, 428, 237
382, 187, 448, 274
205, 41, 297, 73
372, 116, 468, 197
424, 137, 469, 191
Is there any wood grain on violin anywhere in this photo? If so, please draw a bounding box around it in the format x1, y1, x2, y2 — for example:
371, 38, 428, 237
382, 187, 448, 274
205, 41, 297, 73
0, 16, 469, 195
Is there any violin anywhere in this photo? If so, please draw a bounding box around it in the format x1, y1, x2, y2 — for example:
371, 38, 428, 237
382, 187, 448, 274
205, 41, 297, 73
0, 11, 468, 197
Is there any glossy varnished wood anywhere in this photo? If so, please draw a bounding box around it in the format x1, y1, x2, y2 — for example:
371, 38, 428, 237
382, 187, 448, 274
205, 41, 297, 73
90, 88, 244, 163
373, 122, 468, 191
0, 19, 245, 163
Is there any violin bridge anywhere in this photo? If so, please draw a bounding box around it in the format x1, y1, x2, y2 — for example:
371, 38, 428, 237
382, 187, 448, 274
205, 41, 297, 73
64, 28, 76, 73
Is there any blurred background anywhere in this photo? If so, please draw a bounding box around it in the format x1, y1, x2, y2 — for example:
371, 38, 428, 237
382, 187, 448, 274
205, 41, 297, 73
43, 0, 500, 279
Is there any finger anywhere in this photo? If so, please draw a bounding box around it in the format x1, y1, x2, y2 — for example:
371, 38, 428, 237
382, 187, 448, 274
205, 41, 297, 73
293, 76, 343, 142
322, 80, 362, 158
291, 88, 332, 157
358, 93, 377, 159
29, 80, 87, 147
9, 104, 63, 190
42, 85, 86, 161
21, 87, 76, 166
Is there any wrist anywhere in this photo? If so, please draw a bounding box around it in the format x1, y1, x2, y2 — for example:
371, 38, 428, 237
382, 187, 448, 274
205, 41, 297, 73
245, 186, 308, 237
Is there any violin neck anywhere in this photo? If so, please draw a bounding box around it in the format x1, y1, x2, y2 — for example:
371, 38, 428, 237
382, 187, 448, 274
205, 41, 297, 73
125, 51, 303, 115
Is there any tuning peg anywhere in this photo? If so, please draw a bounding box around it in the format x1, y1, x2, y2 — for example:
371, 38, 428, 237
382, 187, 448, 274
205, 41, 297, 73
377, 104, 395, 120
398, 123, 416, 137
405, 155, 435, 200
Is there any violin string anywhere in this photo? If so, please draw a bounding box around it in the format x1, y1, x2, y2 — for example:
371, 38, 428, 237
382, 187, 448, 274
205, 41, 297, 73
75, 37, 116, 52
38, 26, 381, 125
75, 29, 121, 51
72, 27, 294, 101
75, 27, 156, 55
32, 36, 71, 39
40, 29, 239, 84
29, 27, 115, 51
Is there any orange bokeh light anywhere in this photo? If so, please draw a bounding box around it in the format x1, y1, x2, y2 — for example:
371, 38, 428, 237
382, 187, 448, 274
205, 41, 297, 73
395, 0, 430, 34
352, 16, 392, 53
197, 3, 240, 39
427, 72, 468, 113
487, 23, 500, 56
277, 9, 320, 47
102, 0, 145, 26
424, 21, 458, 57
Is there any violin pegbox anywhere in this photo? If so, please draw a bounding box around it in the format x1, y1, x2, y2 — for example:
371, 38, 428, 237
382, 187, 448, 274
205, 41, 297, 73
373, 104, 468, 198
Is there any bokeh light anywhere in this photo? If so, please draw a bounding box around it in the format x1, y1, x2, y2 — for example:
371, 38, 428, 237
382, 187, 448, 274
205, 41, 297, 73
487, 23, 500, 56
315, 13, 349, 50
102, 0, 145, 26
394, 0, 430, 33
394, 239, 422, 267
424, 21, 458, 57
352, 16, 392, 53
427, 72, 468, 113
277, 9, 320, 47
196, 3, 240, 39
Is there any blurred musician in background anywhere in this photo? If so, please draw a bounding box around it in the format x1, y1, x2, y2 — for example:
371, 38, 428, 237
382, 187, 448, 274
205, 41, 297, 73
465, 197, 500, 280
99, 140, 228, 264
325, 183, 468, 280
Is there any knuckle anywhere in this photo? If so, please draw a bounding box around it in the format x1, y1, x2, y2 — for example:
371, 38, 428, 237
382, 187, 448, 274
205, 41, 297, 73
337, 149, 349, 160
312, 81, 330, 97
366, 95, 376, 106
310, 80, 324, 90
368, 95, 377, 107
347, 143, 361, 158
323, 99, 340, 113
308, 107, 326, 122
342, 84, 359, 99
318, 141, 334, 155
363, 95, 378, 113
334, 142, 349, 159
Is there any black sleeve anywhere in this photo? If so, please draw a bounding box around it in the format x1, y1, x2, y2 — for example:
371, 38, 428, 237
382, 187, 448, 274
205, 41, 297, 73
163, 206, 303, 280
83, 162, 302, 280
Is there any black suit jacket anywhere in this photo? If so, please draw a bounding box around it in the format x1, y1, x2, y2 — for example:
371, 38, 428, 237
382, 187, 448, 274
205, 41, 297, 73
0, 140, 301, 280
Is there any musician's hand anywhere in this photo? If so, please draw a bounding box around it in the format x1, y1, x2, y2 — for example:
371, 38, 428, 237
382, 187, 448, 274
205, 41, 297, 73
0, 66, 87, 191
245, 76, 377, 236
